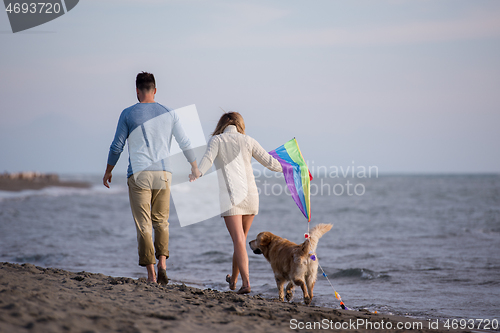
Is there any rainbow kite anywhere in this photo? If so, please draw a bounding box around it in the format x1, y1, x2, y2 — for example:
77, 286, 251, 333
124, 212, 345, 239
269, 138, 313, 222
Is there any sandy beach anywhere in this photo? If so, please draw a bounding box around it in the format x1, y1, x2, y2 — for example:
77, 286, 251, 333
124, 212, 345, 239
0, 262, 464, 333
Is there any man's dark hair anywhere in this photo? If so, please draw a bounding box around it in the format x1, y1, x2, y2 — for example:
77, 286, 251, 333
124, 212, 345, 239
136, 72, 156, 92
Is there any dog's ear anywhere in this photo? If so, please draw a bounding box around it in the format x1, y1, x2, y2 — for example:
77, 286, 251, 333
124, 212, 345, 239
259, 233, 272, 247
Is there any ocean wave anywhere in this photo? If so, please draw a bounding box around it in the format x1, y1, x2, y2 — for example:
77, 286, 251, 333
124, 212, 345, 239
12, 253, 69, 266
188, 251, 232, 264
478, 280, 500, 286
200, 250, 227, 257
331, 268, 390, 280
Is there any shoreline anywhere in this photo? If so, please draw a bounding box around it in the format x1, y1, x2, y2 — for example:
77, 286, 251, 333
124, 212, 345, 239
0, 262, 464, 333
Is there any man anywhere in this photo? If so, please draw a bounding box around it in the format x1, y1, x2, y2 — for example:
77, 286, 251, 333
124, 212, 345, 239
103, 72, 200, 284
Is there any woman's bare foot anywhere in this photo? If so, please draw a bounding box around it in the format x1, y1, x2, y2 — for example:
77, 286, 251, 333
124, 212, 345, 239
226, 274, 236, 290
236, 285, 251, 294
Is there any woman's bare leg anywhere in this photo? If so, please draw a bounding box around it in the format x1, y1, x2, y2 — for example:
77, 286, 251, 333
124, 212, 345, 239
230, 254, 238, 287
242, 215, 254, 238
228, 215, 255, 287
225, 215, 254, 289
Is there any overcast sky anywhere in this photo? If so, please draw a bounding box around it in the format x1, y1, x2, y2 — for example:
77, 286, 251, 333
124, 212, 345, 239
1, 0, 499, 175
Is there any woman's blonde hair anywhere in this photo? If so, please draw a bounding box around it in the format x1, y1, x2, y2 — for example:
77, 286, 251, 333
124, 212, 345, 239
212, 112, 246, 136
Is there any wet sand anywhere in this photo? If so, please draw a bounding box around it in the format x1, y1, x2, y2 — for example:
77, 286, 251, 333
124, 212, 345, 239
0, 262, 464, 333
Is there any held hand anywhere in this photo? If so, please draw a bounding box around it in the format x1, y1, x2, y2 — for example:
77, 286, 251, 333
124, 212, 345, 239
188, 173, 197, 182
103, 171, 112, 188
189, 167, 201, 182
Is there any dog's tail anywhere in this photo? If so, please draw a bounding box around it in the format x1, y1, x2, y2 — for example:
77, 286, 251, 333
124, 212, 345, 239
306, 223, 333, 253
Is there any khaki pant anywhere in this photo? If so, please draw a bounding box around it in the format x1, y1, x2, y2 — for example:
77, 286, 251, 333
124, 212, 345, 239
127, 171, 172, 266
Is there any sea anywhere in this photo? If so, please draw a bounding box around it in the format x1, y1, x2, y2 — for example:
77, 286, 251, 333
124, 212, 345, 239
0, 173, 499, 325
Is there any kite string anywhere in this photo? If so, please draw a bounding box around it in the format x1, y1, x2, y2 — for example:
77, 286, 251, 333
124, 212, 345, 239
317, 259, 336, 295
314, 254, 349, 310
306, 224, 349, 310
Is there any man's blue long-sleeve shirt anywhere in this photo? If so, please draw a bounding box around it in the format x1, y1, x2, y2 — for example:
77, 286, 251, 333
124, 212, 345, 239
107, 102, 195, 178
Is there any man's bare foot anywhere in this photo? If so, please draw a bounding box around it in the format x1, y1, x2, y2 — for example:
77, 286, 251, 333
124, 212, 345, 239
157, 256, 167, 271
157, 268, 168, 285
146, 263, 156, 283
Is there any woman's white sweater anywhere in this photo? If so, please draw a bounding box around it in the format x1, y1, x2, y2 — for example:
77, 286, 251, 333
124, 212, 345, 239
198, 125, 282, 216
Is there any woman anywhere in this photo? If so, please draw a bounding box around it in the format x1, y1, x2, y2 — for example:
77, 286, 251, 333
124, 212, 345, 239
191, 112, 282, 294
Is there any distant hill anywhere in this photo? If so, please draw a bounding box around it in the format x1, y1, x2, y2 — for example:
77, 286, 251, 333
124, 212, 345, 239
0, 172, 91, 192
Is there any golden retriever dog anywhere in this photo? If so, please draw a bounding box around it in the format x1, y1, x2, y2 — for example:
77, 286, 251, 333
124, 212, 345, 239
249, 223, 332, 305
